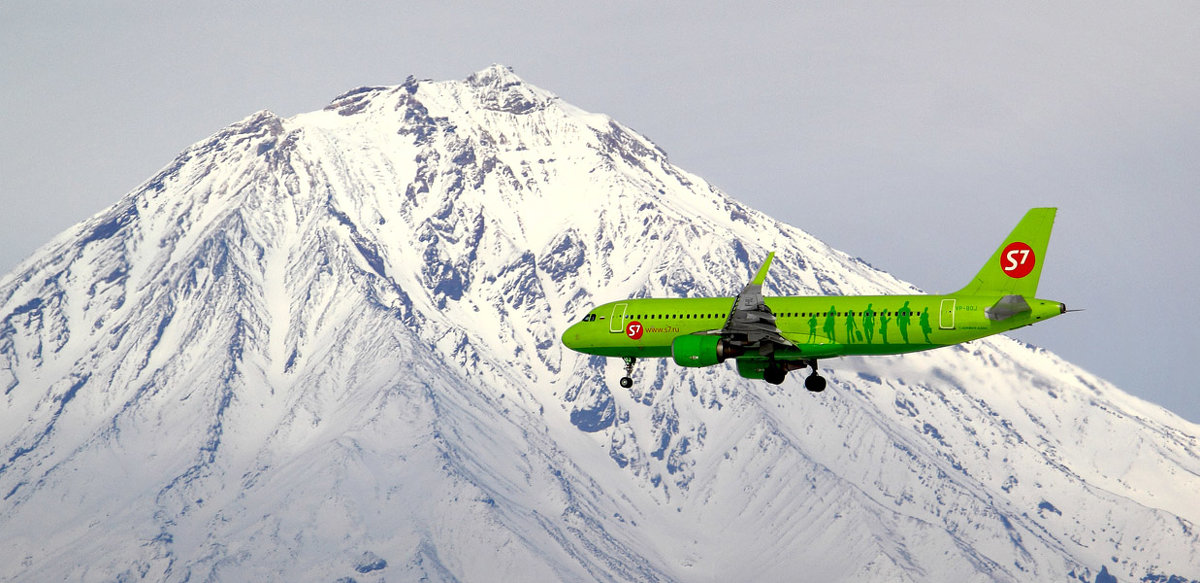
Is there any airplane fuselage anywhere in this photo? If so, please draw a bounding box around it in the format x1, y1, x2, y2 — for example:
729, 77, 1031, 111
561, 208, 1068, 389
563, 295, 1065, 360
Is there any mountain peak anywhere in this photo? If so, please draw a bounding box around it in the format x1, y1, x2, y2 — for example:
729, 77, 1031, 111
468, 63, 522, 85
465, 63, 556, 114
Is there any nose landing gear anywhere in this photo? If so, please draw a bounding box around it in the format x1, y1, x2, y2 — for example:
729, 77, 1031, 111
618, 357, 636, 389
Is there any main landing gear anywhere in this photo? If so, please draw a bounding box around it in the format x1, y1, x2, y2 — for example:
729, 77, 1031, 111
803, 359, 826, 392
763, 364, 787, 386
615, 356, 826, 392
804, 371, 827, 393
619, 357, 636, 389
764, 359, 827, 392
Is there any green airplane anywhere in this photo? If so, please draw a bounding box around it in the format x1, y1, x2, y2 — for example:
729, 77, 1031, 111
561, 208, 1068, 392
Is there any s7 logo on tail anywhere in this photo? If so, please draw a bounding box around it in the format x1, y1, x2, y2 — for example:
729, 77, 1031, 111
1001, 242, 1036, 278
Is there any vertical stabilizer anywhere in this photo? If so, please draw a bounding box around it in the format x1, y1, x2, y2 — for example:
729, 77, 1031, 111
955, 208, 1056, 298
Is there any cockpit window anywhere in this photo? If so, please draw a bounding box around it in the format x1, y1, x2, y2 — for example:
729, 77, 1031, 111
580, 314, 597, 323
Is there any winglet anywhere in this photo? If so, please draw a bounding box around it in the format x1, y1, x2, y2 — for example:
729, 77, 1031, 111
751, 252, 774, 286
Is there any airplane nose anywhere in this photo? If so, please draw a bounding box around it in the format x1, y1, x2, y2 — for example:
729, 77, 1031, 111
561, 323, 581, 350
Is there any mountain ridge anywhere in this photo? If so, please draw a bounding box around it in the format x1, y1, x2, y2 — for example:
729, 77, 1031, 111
1, 64, 1197, 582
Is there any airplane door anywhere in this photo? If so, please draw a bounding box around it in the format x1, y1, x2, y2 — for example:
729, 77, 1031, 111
939, 299, 956, 330
609, 303, 628, 333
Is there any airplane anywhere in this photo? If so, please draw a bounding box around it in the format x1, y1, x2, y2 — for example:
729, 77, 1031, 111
560, 207, 1069, 392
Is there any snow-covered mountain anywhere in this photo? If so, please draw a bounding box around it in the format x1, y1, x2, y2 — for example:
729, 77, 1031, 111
1, 65, 1197, 582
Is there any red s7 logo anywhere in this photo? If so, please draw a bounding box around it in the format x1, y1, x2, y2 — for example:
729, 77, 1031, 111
1001, 242, 1036, 278
625, 321, 643, 340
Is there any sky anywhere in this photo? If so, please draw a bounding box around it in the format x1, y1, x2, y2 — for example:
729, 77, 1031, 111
2, 2, 1197, 422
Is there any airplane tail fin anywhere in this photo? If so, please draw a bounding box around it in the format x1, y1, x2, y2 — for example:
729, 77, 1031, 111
955, 207, 1057, 298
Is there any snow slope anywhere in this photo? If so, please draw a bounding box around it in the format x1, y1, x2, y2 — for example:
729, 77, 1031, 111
1, 65, 1197, 582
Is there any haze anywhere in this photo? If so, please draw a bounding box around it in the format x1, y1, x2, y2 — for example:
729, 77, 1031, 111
2, 2, 1196, 421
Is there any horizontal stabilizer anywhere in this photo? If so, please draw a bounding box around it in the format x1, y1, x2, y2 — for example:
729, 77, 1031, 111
985, 295, 1031, 321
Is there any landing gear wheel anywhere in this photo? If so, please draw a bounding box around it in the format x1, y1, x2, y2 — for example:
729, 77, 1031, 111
618, 357, 637, 389
803, 359, 826, 392
764, 366, 787, 386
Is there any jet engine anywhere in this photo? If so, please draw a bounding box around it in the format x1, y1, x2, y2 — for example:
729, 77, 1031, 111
670, 335, 744, 368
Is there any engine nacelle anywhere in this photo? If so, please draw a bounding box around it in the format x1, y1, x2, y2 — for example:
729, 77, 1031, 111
671, 335, 743, 368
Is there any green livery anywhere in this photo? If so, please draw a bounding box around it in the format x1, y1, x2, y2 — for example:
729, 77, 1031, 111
561, 208, 1068, 391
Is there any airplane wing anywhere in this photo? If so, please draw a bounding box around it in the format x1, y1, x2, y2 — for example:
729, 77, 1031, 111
776, 331, 844, 359
720, 252, 794, 355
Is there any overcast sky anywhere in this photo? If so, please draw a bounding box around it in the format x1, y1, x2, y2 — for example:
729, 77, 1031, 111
2, 2, 1197, 422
